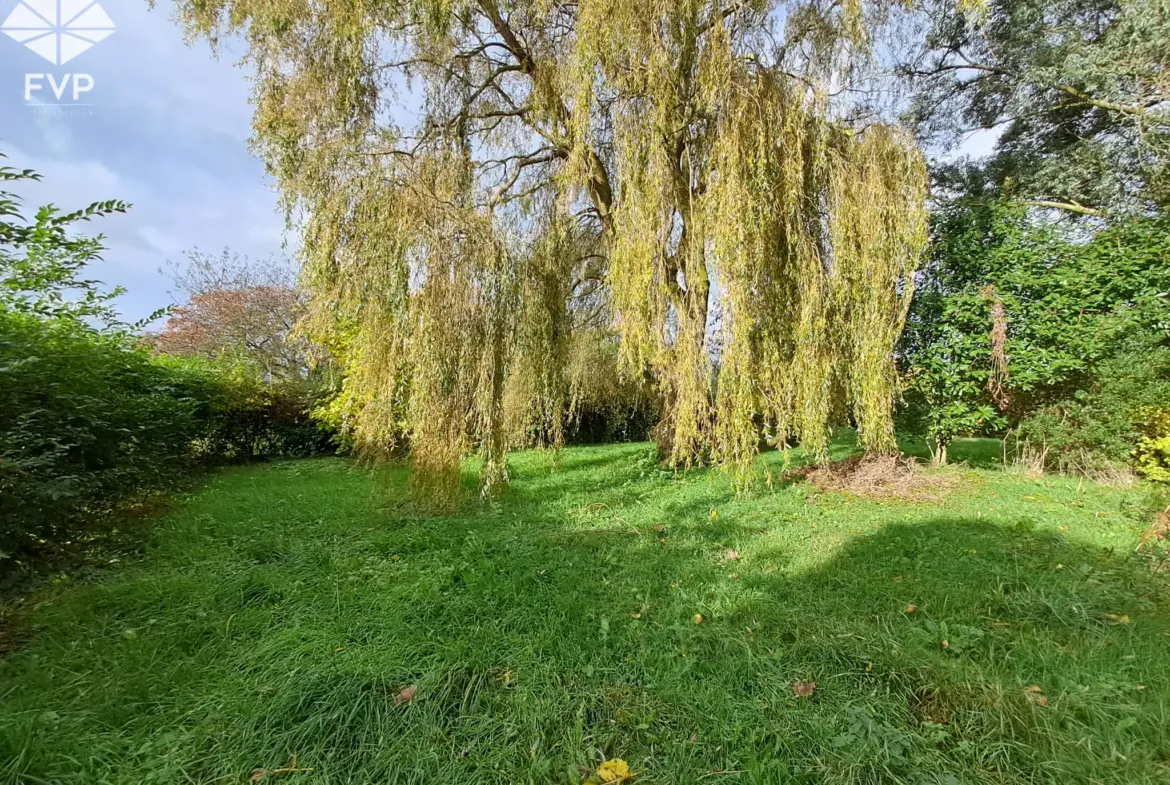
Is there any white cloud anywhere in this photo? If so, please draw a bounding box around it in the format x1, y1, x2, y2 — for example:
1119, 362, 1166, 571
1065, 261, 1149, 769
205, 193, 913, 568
0, 0, 284, 322
1, 142, 123, 200
136, 224, 184, 256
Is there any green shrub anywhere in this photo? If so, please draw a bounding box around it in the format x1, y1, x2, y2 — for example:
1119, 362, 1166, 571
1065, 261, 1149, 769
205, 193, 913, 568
0, 310, 336, 559
1013, 334, 1170, 476
902, 204, 1170, 470
1136, 410, 1170, 483
156, 355, 336, 460
0, 308, 205, 554
0, 156, 339, 562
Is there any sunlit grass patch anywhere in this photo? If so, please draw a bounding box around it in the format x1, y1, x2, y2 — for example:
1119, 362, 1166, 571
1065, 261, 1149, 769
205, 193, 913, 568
2, 441, 1168, 784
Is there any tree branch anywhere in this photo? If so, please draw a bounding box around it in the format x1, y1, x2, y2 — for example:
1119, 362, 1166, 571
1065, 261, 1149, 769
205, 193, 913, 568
1016, 199, 1106, 217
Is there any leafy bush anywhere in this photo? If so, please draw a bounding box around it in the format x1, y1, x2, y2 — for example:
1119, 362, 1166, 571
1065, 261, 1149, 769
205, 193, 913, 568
0, 309, 206, 554
902, 203, 1170, 470
0, 155, 336, 561
0, 311, 336, 558
1014, 334, 1170, 476
170, 361, 336, 460
1136, 410, 1170, 483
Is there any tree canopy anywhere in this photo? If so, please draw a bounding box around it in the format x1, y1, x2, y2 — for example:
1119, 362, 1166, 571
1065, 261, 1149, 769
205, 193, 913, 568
173, 0, 929, 500
153, 249, 320, 383
904, 0, 1170, 217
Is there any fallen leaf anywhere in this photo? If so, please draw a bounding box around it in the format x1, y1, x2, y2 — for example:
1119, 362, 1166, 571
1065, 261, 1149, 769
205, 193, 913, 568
1025, 686, 1048, 706
903, 604, 917, 614
1105, 613, 1131, 625
722, 548, 742, 561
791, 681, 817, 698
693, 614, 704, 625
596, 758, 634, 783
631, 613, 642, 619
651, 524, 665, 533
940, 639, 950, 650
394, 685, 418, 706
501, 670, 514, 688
709, 509, 719, 519
689, 734, 698, 742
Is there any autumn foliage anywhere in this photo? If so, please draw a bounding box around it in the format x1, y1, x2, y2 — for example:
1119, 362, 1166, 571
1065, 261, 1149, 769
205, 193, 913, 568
151, 285, 315, 382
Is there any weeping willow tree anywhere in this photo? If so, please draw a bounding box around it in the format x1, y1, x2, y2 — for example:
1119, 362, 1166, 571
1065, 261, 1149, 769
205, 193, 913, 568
171, 0, 928, 501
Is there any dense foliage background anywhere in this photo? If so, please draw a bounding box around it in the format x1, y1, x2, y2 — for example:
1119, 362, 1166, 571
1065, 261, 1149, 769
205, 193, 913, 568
900, 197, 1170, 474
0, 161, 334, 564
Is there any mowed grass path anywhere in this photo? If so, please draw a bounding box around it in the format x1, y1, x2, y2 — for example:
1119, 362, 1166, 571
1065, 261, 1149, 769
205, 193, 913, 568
2, 442, 1169, 784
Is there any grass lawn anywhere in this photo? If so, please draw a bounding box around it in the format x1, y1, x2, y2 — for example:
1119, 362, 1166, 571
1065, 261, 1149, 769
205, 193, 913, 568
2, 440, 1169, 784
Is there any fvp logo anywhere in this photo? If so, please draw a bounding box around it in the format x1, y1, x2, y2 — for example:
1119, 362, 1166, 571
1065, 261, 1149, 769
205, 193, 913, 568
1, 0, 113, 106
1, 0, 114, 65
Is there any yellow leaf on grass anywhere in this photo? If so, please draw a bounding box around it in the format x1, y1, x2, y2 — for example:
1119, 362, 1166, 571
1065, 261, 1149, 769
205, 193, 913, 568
597, 758, 634, 783
693, 614, 703, 625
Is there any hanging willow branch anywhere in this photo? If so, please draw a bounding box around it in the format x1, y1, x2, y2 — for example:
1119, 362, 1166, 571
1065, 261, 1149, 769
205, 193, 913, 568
174, 0, 929, 503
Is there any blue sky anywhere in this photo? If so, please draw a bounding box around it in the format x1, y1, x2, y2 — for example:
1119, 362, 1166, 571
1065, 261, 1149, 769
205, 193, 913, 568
0, 0, 282, 322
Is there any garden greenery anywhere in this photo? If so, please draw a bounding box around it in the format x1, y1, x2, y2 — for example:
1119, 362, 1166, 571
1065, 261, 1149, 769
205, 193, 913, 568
173, 0, 929, 501
902, 198, 1170, 474
0, 158, 333, 560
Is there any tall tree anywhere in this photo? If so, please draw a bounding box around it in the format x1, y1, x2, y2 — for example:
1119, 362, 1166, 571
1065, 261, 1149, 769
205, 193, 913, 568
173, 0, 928, 499
903, 0, 1170, 217
151, 286, 313, 381
153, 249, 319, 382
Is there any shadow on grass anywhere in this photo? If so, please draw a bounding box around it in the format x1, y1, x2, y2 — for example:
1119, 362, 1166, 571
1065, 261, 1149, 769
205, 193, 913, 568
2, 449, 1168, 785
